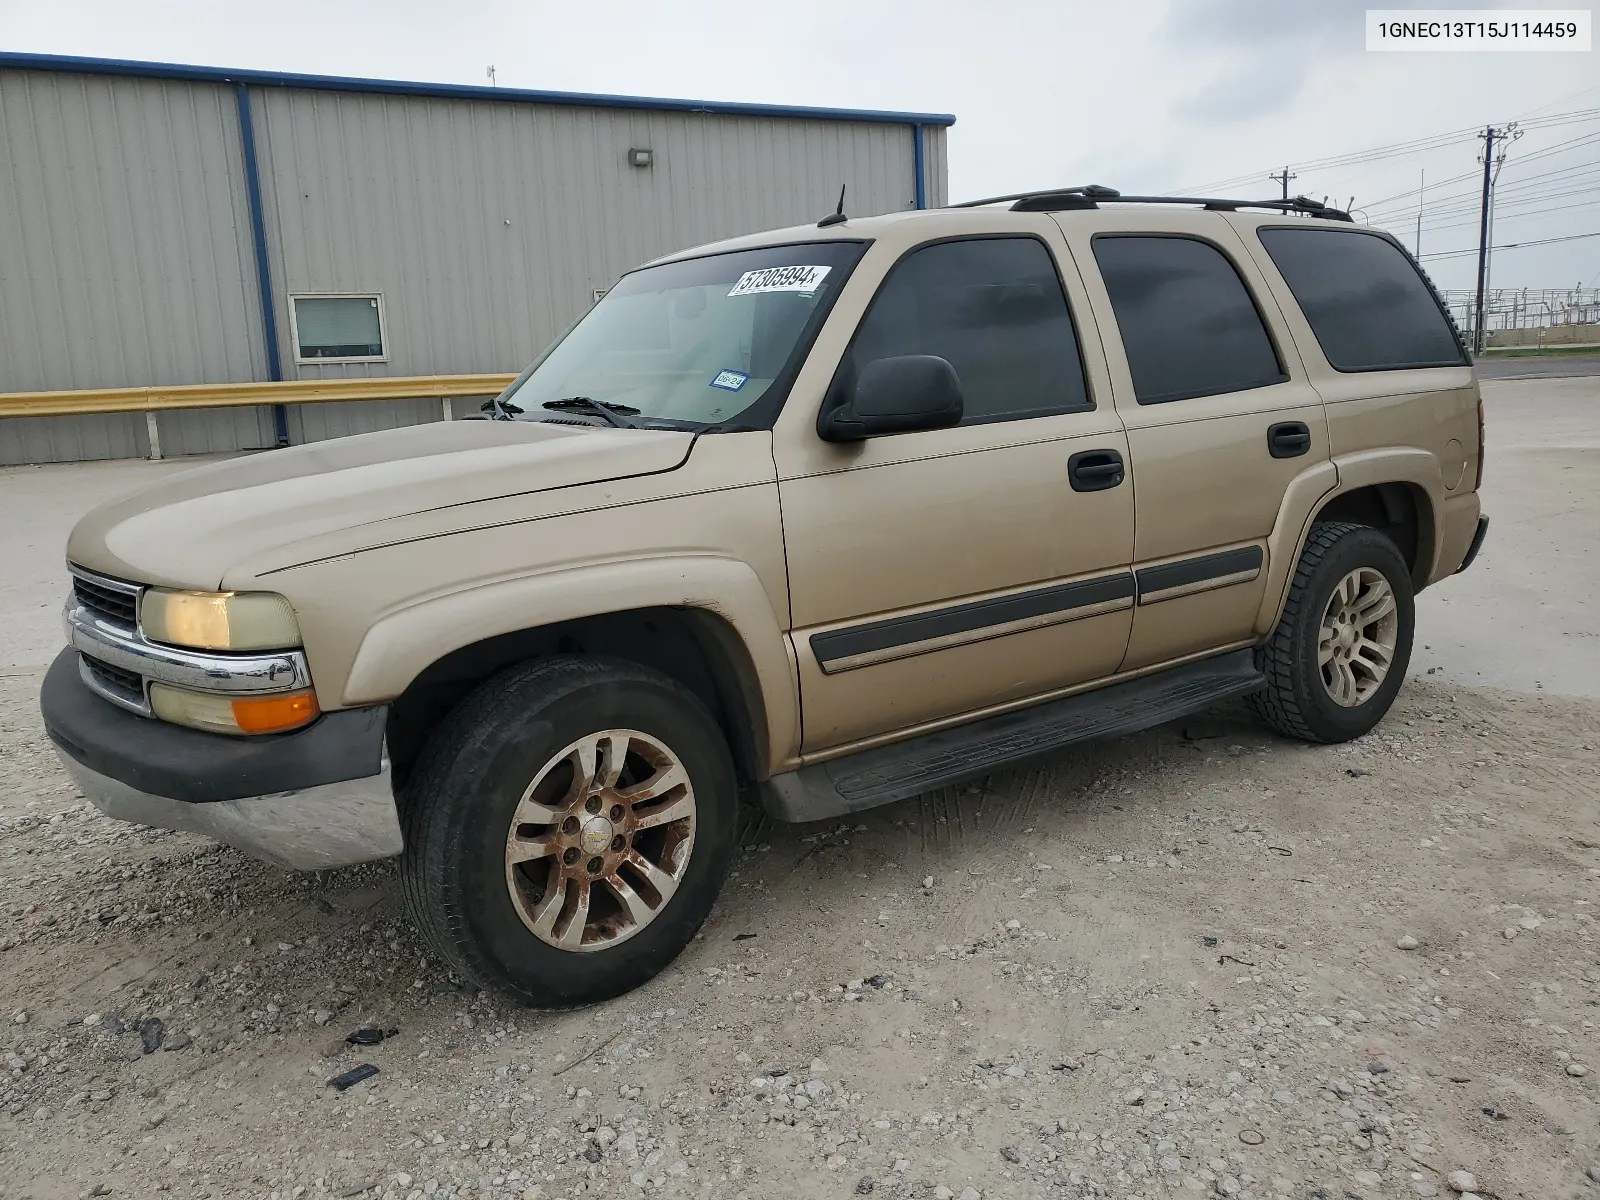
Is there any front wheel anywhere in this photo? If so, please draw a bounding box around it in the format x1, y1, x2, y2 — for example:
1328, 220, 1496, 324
399, 657, 737, 1007
1249, 521, 1415, 743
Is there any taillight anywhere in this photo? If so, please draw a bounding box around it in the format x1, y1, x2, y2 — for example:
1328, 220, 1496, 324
1474, 397, 1485, 490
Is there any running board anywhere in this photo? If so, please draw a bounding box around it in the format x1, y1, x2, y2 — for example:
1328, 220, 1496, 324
760, 650, 1265, 823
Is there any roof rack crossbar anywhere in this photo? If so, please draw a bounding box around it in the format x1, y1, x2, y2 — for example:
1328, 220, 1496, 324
950, 184, 1121, 209
948, 187, 1352, 222
1094, 195, 1353, 221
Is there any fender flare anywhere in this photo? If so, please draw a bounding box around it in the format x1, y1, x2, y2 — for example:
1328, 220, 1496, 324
1254, 448, 1445, 636
341, 555, 799, 772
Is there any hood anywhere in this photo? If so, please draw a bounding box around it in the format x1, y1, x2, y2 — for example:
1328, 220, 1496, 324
67, 419, 695, 588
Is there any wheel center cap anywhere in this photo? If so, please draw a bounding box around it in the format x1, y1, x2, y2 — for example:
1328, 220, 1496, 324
579, 816, 613, 856
1338, 623, 1356, 650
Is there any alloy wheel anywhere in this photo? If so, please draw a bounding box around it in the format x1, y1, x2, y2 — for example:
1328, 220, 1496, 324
504, 729, 696, 952
1317, 567, 1399, 708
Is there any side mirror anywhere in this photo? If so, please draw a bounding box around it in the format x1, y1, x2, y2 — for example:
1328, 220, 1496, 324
818, 355, 964, 442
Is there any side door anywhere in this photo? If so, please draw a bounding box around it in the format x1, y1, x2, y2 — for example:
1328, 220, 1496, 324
1058, 213, 1331, 671
774, 225, 1136, 754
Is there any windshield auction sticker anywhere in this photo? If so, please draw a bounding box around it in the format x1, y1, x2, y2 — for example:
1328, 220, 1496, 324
727, 265, 832, 297
1366, 10, 1591, 50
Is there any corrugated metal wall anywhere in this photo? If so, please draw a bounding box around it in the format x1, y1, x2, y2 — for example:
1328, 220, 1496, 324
253, 89, 919, 380
921, 126, 950, 208
0, 65, 943, 465
0, 70, 266, 393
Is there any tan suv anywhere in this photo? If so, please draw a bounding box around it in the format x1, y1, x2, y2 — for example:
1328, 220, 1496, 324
42, 187, 1488, 1007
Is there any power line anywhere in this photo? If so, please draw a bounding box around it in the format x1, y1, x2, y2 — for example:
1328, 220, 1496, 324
1417, 197, 1600, 236
1511, 80, 1600, 120
1421, 230, 1600, 261
1394, 173, 1600, 226
1176, 125, 1485, 194
1374, 174, 1600, 237
1366, 131, 1600, 216
1413, 189, 1600, 231
1181, 107, 1600, 202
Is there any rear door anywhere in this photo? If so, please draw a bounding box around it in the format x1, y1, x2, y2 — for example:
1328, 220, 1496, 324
772, 221, 1136, 753
1055, 211, 1331, 670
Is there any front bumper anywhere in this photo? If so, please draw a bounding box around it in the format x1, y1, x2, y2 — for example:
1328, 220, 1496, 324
41, 649, 400, 870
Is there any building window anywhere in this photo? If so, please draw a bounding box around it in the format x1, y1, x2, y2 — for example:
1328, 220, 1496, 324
290, 294, 387, 362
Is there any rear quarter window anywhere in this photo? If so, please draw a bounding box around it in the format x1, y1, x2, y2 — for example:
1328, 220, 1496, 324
1091, 235, 1287, 405
1256, 228, 1467, 372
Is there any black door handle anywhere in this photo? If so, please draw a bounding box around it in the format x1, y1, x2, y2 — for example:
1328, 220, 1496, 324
1068, 449, 1125, 492
1267, 421, 1312, 459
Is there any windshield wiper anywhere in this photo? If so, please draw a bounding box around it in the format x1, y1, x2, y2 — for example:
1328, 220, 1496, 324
541, 396, 639, 429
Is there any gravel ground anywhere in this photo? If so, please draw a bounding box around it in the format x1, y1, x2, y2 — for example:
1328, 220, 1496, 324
2, 679, 1597, 1200
2, 380, 1598, 1200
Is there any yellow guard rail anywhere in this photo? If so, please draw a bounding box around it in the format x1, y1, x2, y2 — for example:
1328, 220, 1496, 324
0, 374, 520, 419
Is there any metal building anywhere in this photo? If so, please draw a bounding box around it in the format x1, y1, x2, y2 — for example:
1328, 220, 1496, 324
0, 53, 953, 464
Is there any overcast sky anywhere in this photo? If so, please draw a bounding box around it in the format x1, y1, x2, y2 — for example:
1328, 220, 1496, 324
4, 0, 1597, 292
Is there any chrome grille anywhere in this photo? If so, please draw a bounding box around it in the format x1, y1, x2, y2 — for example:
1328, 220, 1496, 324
81, 654, 145, 706
72, 572, 138, 627
65, 569, 313, 720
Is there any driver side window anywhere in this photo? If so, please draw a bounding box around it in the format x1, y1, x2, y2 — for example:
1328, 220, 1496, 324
844, 236, 1093, 424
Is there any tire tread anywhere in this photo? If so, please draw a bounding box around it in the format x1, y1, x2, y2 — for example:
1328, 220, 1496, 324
1248, 520, 1369, 742
397, 656, 729, 1007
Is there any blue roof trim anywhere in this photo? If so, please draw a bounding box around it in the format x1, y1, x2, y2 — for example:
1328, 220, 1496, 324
0, 52, 957, 127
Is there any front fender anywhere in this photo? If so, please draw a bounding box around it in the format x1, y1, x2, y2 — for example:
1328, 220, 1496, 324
341, 554, 799, 771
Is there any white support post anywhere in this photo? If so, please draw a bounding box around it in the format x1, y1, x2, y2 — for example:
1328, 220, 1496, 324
441, 396, 454, 422
145, 410, 163, 460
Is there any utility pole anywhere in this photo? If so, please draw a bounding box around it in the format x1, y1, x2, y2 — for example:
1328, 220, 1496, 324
1472, 128, 1497, 355
1473, 123, 1520, 353
1270, 167, 1297, 199
1415, 169, 1424, 259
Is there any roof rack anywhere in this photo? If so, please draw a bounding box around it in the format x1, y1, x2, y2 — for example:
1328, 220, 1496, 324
950, 186, 1352, 222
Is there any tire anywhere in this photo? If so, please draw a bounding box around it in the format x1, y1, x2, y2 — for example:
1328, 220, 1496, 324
1249, 521, 1415, 744
398, 656, 737, 1007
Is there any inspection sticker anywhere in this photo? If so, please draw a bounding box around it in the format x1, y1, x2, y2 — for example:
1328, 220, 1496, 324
710, 369, 749, 391
727, 265, 831, 297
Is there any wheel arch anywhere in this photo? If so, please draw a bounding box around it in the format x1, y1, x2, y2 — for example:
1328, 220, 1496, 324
384, 606, 773, 795
1255, 450, 1446, 636
341, 557, 797, 791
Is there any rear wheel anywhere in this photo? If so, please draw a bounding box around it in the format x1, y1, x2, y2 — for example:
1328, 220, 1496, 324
399, 657, 737, 1007
1250, 521, 1415, 743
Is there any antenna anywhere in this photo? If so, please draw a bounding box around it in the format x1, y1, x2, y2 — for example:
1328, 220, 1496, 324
817, 184, 848, 228
486, 65, 497, 87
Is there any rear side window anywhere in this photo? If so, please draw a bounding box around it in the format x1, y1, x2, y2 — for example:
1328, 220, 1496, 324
1092, 235, 1286, 405
1257, 228, 1467, 371
845, 237, 1091, 423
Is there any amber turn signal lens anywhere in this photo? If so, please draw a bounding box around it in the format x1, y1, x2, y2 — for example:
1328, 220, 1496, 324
150, 684, 320, 735
230, 691, 320, 735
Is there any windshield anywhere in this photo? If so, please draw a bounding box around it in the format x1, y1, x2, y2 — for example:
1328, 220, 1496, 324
499, 241, 866, 428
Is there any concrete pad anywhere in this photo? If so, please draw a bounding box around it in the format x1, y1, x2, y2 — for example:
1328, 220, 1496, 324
1413, 376, 1600, 699
0, 454, 239, 675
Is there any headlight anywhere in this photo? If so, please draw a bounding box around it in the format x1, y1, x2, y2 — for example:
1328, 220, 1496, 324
150, 683, 320, 735
141, 590, 301, 652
